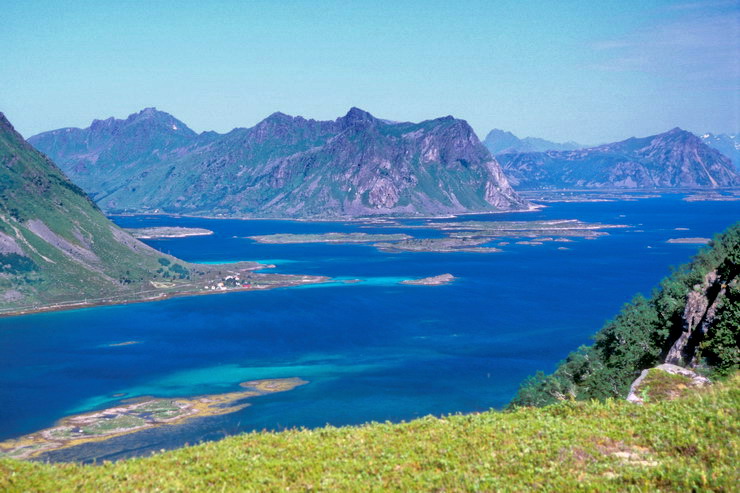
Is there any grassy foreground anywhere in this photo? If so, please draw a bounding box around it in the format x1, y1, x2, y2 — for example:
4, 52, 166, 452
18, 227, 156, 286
1, 375, 737, 492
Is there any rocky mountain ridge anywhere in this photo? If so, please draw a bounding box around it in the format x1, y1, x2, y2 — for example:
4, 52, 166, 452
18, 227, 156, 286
496, 128, 740, 189
30, 108, 528, 217
483, 128, 582, 154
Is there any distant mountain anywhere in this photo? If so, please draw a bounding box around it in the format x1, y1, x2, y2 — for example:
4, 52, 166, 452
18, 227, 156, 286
0, 112, 181, 311
29, 108, 528, 217
496, 128, 740, 189
700, 133, 740, 171
483, 129, 582, 155
28, 107, 199, 195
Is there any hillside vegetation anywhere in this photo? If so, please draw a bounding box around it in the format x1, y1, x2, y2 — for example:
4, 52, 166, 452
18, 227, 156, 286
0, 112, 183, 311
1, 375, 737, 491
0, 112, 322, 315
513, 222, 739, 407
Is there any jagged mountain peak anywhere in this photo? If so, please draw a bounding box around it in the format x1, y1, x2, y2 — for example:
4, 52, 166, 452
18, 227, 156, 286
30, 108, 527, 217
656, 127, 696, 141
260, 111, 298, 123
80, 108, 196, 137
338, 107, 378, 128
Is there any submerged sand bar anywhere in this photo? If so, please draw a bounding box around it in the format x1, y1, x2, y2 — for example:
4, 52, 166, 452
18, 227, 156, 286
0, 378, 308, 460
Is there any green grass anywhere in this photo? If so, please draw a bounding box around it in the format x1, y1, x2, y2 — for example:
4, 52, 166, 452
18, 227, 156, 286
80, 416, 148, 436
638, 369, 695, 403
1, 374, 737, 492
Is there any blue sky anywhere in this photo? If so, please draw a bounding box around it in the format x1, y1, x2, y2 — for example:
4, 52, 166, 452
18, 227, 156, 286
2, 0, 738, 143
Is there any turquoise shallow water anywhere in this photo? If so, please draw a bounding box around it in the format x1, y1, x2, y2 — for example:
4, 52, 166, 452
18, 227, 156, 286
0, 194, 738, 462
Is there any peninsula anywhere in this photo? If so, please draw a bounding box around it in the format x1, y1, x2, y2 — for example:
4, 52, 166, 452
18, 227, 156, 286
248, 232, 412, 244
125, 227, 214, 239
0, 378, 308, 460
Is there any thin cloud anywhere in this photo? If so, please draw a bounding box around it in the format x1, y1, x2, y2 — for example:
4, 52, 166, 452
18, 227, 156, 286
591, 7, 740, 84
664, 0, 738, 11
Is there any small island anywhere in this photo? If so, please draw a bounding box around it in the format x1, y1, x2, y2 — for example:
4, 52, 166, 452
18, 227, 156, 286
248, 232, 412, 244
125, 227, 214, 239
424, 219, 627, 237
375, 237, 502, 253
0, 378, 308, 460
401, 273, 456, 286
245, 219, 626, 255
682, 191, 740, 202
666, 237, 711, 244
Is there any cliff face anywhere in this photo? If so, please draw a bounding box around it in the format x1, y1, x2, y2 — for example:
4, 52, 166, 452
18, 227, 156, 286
30, 108, 528, 217
496, 128, 740, 189
664, 272, 725, 366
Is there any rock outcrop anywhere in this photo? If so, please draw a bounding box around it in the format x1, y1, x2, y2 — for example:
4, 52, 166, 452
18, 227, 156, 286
627, 364, 711, 405
664, 271, 728, 367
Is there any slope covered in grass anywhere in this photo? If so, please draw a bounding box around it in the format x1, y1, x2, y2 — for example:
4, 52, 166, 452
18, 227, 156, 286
1, 374, 737, 491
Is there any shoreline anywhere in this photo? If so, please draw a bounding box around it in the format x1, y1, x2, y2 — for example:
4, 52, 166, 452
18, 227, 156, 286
106, 204, 543, 223
0, 275, 330, 319
0, 378, 309, 461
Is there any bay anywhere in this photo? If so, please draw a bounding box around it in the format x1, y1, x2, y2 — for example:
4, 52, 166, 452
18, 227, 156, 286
0, 193, 737, 462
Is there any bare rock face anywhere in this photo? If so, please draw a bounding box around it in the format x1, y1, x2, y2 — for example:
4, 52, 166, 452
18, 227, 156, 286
665, 271, 727, 367
30, 108, 529, 218
0, 231, 24, 255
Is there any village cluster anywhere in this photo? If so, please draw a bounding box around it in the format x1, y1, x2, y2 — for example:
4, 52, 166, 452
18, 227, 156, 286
203, 275, 254, 291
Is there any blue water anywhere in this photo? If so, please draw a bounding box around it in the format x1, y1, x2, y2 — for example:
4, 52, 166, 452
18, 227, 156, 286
0, 194, 737, 462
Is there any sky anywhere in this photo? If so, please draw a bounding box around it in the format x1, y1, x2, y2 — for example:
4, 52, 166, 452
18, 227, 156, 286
2, 0, 738, 144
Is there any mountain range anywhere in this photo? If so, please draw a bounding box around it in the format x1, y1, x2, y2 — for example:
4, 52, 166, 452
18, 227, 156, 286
483, 129, 582, 155
700, 133, 740, 171
29, 108, 528, 218
495, 128, 740, 189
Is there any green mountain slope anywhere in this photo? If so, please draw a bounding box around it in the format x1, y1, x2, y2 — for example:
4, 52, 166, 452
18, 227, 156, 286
513, 222, 739, 407
0, 113, 321, 314
0, 112, 178, 310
